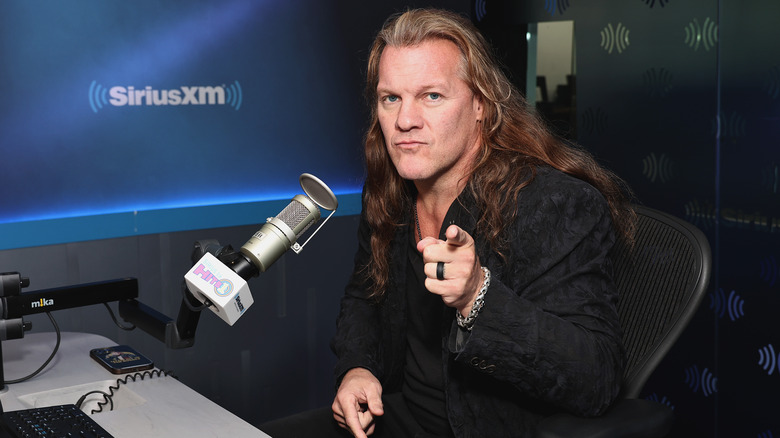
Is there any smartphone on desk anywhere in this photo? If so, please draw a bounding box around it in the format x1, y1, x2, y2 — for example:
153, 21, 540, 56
90, 345, 154, 374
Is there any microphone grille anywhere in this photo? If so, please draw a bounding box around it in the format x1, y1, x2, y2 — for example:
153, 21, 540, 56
278, 198, 316, 237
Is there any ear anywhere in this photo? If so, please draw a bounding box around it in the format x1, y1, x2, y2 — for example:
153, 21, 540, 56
473, 95, 484, 122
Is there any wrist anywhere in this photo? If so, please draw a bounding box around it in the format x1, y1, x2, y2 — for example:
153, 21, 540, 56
456, 266, 490, 331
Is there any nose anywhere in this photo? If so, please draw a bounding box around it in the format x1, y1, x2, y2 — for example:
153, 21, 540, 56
396, 100, 423, 131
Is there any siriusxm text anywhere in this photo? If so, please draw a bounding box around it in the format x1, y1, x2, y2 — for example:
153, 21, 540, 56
109, 86, 227, 107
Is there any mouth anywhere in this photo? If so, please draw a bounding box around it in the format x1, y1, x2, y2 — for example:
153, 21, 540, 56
394, 140, 425, 150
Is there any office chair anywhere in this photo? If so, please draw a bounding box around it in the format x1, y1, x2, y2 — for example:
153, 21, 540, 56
536, 205, 712, 438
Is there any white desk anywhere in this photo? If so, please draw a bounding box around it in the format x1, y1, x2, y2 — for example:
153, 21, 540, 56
1, 332, 270, 437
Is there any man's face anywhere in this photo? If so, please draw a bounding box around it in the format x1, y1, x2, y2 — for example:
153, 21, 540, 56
376, 39, 483, 189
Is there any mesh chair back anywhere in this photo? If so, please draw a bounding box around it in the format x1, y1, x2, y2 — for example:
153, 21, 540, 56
613, 206, 711, 398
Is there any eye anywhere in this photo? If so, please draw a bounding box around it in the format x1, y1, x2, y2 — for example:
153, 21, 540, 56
382, 95, 399, 103
428, 93, 441, 100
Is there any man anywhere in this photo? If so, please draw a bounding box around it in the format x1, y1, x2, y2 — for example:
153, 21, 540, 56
263, 8, 634, 438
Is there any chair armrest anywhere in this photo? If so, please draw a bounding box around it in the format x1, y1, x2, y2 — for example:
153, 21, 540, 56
535, 399, 673, 438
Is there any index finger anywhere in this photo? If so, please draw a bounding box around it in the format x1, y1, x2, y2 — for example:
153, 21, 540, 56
343, 405, 369, 438
444, 224, 473, 247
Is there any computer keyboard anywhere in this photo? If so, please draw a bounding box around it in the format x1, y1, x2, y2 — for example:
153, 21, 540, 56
1, 403, 114, 437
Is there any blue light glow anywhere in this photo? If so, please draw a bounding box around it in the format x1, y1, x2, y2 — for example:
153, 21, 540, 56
0, 0, 366, 247
0, 191, 363, 250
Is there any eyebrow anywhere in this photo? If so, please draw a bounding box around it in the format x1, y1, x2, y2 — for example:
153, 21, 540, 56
376, 81, 450, 96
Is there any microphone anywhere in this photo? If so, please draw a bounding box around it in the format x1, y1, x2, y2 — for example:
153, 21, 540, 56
184, 173, 338, 325
239, 193, 320, 272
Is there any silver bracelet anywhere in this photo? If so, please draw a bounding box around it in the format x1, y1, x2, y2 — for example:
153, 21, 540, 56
456, 266, 490, 331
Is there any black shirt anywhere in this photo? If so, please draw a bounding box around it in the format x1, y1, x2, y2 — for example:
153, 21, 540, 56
402, 228, 455, 437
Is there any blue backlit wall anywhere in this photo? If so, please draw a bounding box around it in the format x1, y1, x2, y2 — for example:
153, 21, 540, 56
0, 1, 366, 249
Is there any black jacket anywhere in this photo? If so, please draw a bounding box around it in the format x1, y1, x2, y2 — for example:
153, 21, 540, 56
331, 166, 625, 437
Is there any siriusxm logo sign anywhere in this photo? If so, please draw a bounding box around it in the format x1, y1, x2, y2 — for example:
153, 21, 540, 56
88, 80, 243, 113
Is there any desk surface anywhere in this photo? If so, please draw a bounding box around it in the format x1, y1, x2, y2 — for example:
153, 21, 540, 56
1, 332, 270, 437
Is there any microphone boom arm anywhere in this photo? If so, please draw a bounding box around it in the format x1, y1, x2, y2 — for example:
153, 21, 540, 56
118, 240, 257, 349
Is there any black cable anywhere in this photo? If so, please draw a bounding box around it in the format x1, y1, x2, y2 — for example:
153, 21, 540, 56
75, 390, 114, 411
3, 312, 61, 385
76, 369, 176, 414
103, 302, 136, 331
